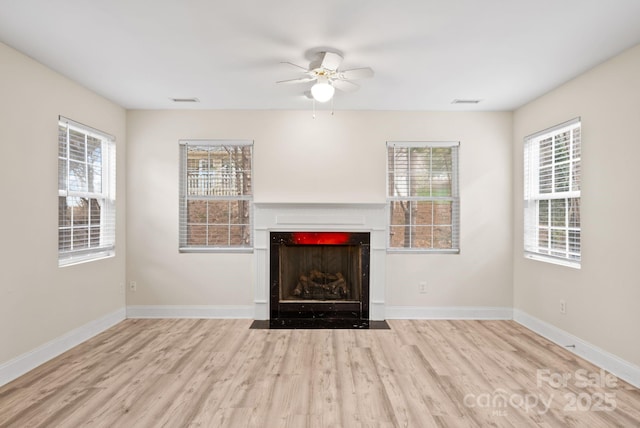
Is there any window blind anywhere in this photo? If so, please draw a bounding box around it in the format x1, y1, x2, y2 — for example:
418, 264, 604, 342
179, 140, 253, 251
387, 141, 460, 252
524, 118, 581, 267
58, 116, 116, 266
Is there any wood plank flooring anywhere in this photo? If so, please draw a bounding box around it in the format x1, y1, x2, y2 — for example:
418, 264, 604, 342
0, 319, 639, 427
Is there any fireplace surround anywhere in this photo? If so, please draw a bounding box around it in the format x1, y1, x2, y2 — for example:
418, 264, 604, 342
253, 203, 387, 326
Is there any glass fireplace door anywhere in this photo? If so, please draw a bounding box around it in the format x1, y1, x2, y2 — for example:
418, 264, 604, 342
270, 232, 370, 326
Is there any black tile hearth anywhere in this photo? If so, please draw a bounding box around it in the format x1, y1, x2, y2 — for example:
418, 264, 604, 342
249, 319, 390, 330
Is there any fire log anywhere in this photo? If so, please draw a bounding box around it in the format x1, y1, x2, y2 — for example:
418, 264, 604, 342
292, 271, 348, 298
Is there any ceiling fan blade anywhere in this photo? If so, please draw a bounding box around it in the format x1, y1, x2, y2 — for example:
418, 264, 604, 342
276, 76, 315, 84
280, 61, 309, 72
337, 67, 374, 80
332, 79, 360, 92
319, 51, 343, 71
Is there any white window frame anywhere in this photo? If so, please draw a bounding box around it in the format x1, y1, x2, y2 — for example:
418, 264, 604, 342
386, 141, 460, 253
179, 140, 253, 252
58, 116, 116, 266
524, 117, 581, 269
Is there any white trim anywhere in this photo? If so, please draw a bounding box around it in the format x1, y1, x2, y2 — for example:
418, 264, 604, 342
275, 214, 366, 226
387, 141, 460, 148
514, 309, 640, 389
59, 250, 115, 267
524, 117, 580, 141
126, 305, 253, 319
179, 139, 253, 147
179, 247, 253, 254
370, 300, 386, 321
58, 115, 116, 141
385, 306, 513, 320
253, 300, 269, 320
0, 308, 125, 387
524, 253, 581, 269
4, 305, 637, 392
253, 202, 388, 321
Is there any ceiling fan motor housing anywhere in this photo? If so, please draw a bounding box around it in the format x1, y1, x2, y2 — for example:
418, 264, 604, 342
309, 51, 343, 72
276, 49, 373, 101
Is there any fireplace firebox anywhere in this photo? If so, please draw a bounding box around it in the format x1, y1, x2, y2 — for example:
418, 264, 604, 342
270, 231, 370, 328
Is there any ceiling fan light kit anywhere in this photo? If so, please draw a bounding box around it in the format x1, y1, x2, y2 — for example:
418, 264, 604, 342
310, 76, 335, 103
278, 50, 373, 105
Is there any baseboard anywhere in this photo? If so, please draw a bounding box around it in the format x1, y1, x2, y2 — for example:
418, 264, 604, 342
514, 309, 640, 389
126, 305, 253, 319
5, 305, 636, 391
253, 300, 268, 321
385, 306, 513, 320
370, 300, 385, 321
0, 307, 126, 387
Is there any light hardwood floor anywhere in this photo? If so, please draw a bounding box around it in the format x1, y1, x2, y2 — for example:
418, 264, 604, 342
0, 319, 638, 427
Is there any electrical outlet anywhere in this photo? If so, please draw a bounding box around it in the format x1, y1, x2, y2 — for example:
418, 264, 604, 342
419, 281, 427, 294
560, 299, 566, 314
129, 281, 137, 292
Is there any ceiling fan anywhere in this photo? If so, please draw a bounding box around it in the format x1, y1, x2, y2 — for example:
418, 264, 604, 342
277, 51, 374, 103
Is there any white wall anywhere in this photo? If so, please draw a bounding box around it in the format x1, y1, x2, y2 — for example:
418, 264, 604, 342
0, 42, 127, 366
513, 44, 640, 366
126, 110, 514, 311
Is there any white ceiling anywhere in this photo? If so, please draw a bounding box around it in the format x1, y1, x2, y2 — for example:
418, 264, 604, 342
1, 0, 640, 111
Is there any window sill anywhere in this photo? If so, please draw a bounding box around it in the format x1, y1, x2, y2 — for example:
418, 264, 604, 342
59, 253, 115, 267
387, 248, 460, 254
524, 253, 581, 269
179, 247, 254, 254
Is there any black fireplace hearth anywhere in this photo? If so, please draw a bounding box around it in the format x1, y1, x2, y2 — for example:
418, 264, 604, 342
269, 231, 371, 329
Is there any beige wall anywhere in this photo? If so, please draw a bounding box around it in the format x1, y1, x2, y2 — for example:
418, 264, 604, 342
126, 110, 514, 309
0, 42, 127, 365
513, 44, 640, 366
4, 32, 638, 376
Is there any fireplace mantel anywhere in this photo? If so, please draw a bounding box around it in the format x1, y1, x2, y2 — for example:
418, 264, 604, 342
253, 202, 387, 321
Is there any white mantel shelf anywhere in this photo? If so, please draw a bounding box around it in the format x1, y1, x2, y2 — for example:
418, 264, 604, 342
253, 202, 388, 321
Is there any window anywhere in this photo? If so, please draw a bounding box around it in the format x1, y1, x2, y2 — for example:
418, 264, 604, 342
387, 141, 460, 252
58, 117, 116, 266
524, 118, 581, 268
179, 140, 253, 251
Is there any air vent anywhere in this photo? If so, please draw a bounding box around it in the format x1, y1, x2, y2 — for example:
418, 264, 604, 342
170, 98, 200, 103
452, 99, 481, 104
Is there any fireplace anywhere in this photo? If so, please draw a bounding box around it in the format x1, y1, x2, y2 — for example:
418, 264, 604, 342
270, 231, 370, 328
253, 203, 387, 323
